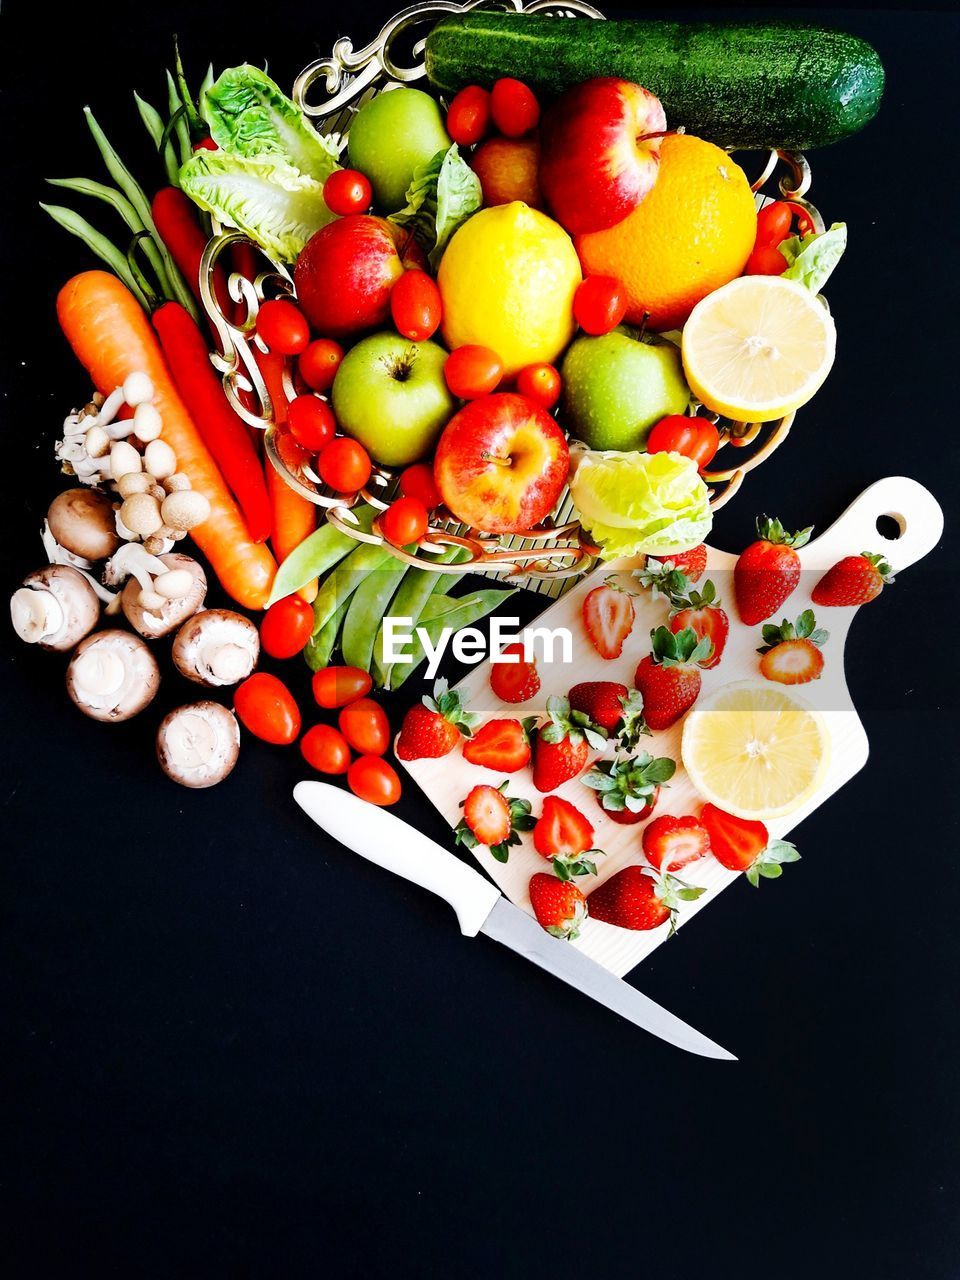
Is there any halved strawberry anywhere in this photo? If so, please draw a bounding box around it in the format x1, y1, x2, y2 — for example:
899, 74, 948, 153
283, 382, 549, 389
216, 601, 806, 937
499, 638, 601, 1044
757, 609, 829, 685
456, 782, 535, 863
532, 695, 607, 793
734, 515, 812, 626
634, 625, 712, 731
490, 641, 541, 703
396, 679, 479, 761
811, 551, 894, 607
583, 751, 675, 824
582, 581, 636, 659
700, 803, 800, 887
587, 865, 705, 935
533, 797, 603, 879
642, 814, 711, 873
668, 578, 729, 670
529, 873, 587, 941
463, 717, 537, 772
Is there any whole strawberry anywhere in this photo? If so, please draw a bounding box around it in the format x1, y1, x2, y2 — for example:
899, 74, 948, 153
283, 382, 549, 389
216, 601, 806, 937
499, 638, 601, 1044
532, 695, 607, 793
634, 626, 712, 731
667, 577, 729, 669
396, 679, 478, 760
529, 873, 587, 941
455, 782, 536, 863
812, 551, 894, 607
634, 543, 708, 596
587, 865, 705, 935
757, 609, 829, 685
734, 515, 812, 625
569, 681, 629, 732
583, 751, 676, 824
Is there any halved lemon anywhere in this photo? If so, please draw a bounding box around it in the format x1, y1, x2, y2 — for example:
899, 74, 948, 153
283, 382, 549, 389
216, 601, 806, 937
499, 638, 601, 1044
681, 275, 836, 422
681, 681, 830, 820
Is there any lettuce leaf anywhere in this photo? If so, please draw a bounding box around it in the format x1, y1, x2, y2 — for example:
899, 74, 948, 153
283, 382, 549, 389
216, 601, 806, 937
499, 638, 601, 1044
780, 222, 847, 294
390, 145, 481, 268
201, 65, 341, 183
180, 151, 335, 261
570, 448, 712, 561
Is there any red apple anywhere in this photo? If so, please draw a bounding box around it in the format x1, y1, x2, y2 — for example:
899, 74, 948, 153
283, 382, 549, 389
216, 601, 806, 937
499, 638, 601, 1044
294, 214, 424, 339
433, 393, 569, 534
539, 78, 666, 236
471, 136, 543, 209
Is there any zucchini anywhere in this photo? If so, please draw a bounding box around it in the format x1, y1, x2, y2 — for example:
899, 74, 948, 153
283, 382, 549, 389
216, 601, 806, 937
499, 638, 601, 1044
425, 14, 883, 151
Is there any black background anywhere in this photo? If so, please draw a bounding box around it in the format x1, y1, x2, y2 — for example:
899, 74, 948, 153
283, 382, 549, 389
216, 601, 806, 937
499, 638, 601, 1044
3, 3, 959, 1276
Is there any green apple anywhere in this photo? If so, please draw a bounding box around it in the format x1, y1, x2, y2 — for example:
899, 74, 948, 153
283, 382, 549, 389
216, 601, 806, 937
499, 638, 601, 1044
560, 330, 690, 451
347, 88, 451, 212
331, 333, 456, 468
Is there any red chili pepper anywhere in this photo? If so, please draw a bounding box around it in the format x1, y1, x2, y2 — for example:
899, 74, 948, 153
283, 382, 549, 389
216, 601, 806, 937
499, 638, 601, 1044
152, 301, 273, 543
151, 187, 230, 317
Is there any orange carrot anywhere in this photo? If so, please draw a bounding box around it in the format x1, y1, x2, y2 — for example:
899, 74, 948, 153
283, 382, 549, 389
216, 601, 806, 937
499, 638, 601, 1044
256, 348, 319, 601
56, 271, 277, 609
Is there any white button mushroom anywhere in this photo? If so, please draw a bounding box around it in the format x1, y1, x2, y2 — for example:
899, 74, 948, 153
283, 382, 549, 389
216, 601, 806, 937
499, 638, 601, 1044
156, 702, 240, 789
144, 439, 177, 481
47, 487, 120, 561
10, 565, 101, 652
132, 402, 163, 442
66, 630, 160, 722
172, 609, 260, 687
120, 553, 207, 639
123, 371, 155, 407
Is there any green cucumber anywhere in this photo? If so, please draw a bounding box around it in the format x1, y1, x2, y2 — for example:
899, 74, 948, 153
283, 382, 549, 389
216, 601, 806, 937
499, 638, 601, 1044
425, 14, 884, 151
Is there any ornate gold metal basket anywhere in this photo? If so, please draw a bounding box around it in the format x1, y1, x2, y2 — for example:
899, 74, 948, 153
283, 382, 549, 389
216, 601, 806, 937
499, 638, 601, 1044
199, 0, 825, 597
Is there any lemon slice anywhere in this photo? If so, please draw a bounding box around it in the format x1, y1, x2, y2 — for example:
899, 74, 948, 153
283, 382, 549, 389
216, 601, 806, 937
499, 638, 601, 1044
681, 681, 830, 820
681, 276, 836, 422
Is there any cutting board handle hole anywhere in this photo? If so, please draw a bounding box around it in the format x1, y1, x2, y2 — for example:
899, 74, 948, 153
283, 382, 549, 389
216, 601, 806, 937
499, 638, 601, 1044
876, 512, 905, 541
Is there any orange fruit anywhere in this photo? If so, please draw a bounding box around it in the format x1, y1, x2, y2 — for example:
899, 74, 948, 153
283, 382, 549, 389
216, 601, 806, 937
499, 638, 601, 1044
576, 134, 757, 331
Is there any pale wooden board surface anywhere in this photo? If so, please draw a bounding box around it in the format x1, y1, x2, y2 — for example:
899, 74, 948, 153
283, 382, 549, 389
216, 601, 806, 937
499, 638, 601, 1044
400, 477, 943, 977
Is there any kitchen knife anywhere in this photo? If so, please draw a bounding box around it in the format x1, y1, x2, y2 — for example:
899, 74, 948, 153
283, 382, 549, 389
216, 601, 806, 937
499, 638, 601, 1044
293, 781, 736, 1061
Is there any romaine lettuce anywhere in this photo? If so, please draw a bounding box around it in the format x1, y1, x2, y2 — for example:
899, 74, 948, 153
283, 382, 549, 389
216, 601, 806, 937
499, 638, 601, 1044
780, 222, 847, 294
391, 145, 481, 268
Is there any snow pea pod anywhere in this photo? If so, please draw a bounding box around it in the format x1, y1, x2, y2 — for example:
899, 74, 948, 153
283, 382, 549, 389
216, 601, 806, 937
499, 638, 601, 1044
267, 505, 374, 607
311, 540, 397, 637
304, 598, 349, 672
340, 550, 414, 674
374, 545, 469, 688
389, 588, 517, 689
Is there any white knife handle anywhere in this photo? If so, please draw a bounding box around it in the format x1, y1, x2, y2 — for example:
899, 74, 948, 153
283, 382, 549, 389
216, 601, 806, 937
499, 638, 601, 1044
293, 782, 501, 936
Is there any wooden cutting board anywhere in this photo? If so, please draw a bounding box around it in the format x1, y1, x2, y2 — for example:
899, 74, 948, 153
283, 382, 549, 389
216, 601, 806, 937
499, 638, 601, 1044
400, 477, 943, 977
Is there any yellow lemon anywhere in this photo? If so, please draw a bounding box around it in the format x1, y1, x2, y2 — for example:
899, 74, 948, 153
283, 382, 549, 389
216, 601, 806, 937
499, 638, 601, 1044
681, 275, 837, 422
438, 202, 581, 377
681, 681, 830, 820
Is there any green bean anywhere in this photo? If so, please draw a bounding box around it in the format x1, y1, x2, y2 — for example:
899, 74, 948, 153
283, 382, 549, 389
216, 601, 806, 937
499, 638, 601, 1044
39, 204, 150, 309
265, 505, 374, 607
374, 545, 467, 689
166, 70, 193, 167
304, 599, 349, 673
389, 588, 517, 690
134, 92, 181, 187
311, 542, 398, 638
340, 552, 412, 674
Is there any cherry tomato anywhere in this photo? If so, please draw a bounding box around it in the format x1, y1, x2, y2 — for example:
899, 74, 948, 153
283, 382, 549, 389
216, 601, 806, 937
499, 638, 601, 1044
318, 437, 372, 493
256, 299, 310, 356
516, 363, 561, 411
323, 168, 373, 216
744, 245, 787, 277
390, 270, 442, 342
259, 594, 314, 660
339, 697, 391, 756
446, 85, 491, 146
298, 338, 344, 393
490, 78, 540, 138
234, 672, 301, 745
300, 724, 352, 775
646, 414, 721, 471
573, 276, 628, 335
399, 462, 441, 510
380, 496, 429, 547
444, 345, 503, 399
312, 665, 373, 709
755, 201, 793, 248
287, 395, 336, 453
348, 754, 402, 806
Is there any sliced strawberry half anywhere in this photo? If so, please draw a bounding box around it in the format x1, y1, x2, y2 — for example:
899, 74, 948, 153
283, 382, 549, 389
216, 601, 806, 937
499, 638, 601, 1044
533, 796, 604, 880
490, 641, 541, 703
757, 609, 829, 685
463, 717, 537, 772
582, 581, 636, 659
642, 814, 711, 873
456, 782, 535, 863
700, 803, 800, 887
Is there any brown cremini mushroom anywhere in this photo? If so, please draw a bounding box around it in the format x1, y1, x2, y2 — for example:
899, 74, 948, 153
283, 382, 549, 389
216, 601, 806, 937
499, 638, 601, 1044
120, 553, 207, 639
47, 487, 119, 560
10, 565, 101, 652
171, 609, 260, 686
156, 702, 240, 788
66, 630, 160, 722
